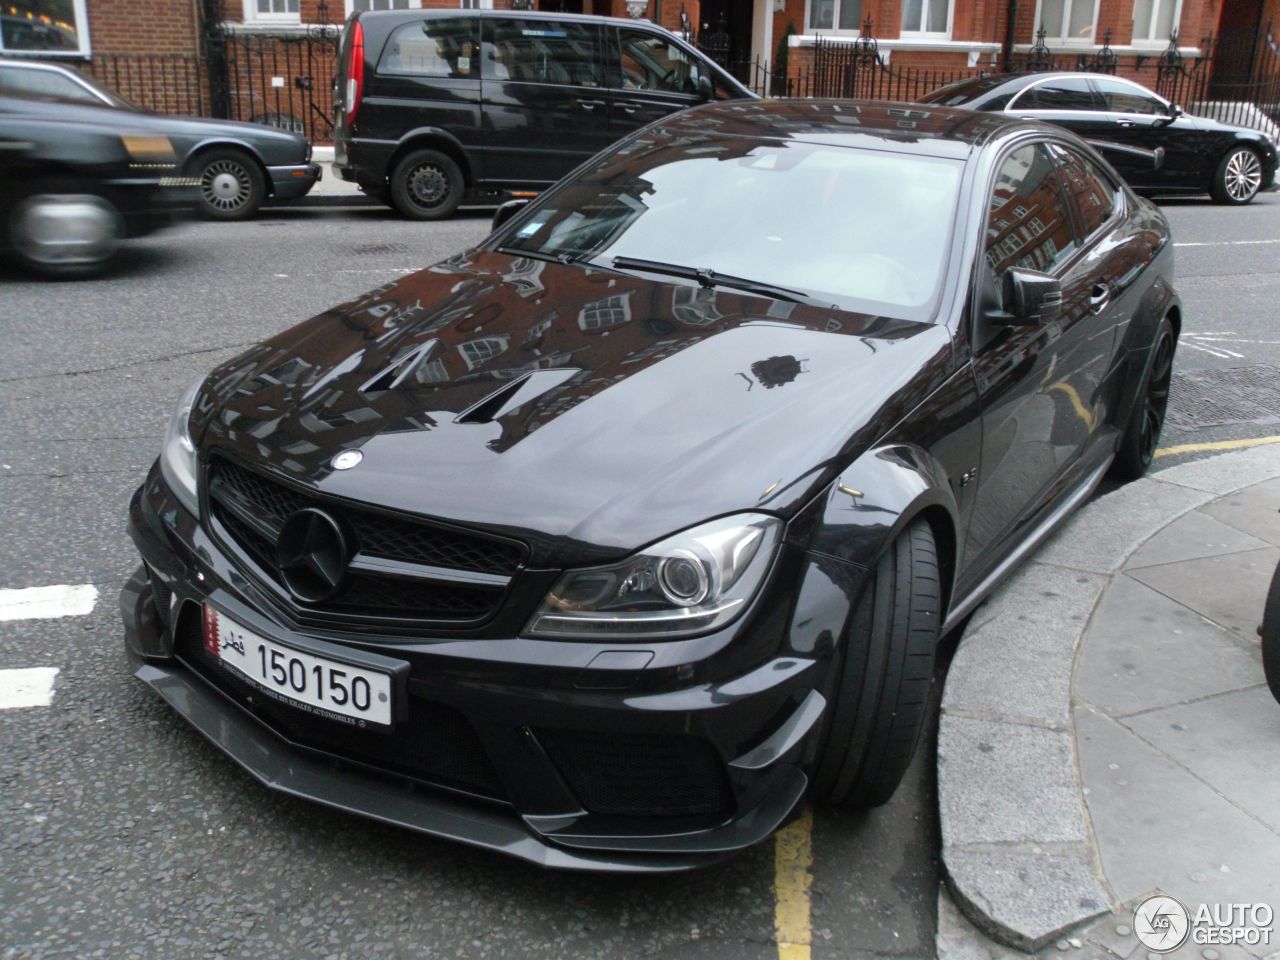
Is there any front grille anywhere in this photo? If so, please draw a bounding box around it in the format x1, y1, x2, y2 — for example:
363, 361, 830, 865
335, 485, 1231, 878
207, 457, 525, 624
538, 729, 733, 818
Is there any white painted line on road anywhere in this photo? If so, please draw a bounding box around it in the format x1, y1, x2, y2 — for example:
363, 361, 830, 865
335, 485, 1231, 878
0, 584, 98, 622
0, 667, 59, 709
1174, 238, 1280, 247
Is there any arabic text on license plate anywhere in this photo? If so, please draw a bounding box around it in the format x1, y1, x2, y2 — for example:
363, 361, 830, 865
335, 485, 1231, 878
202, 605, 392, 727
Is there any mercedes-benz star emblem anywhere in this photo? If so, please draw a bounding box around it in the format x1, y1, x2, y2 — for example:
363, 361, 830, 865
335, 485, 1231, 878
275, 508, 350, 604
331, 449, 363, 471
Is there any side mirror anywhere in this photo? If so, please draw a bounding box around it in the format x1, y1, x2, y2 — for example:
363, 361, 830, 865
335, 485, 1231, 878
695, 71, 714, 102
491, 198, 529, 233
997, 268, 1062, 325
1167, 102, 1184, 118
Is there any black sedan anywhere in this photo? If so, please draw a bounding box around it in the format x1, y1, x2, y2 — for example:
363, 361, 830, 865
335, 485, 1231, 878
1, 106, 197, 277
0, 58, 320, 220
922, 72, 1278, 204
121, 99, 1179, 870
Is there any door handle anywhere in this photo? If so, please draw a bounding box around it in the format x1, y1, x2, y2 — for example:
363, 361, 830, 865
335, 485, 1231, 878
1115, 118, 1136, 127
1089, 282, 1112, 314
621, 102, 641, 114
577, 98, 605, 111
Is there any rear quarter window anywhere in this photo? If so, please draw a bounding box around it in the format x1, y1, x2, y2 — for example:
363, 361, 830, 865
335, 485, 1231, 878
378, 18, 479, 78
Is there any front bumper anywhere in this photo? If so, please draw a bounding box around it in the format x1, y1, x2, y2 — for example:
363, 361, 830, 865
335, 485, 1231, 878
124, 465, 850, 870
268, 162, 321, 201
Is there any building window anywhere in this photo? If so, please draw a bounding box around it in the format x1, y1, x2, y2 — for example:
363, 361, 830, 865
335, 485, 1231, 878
1035, 0, 1098, 44
459, 0, 493, 8
348, 0, 419, 12
1132, 0, 1181, 44
578, 294, 632, 331
0, 0, 91, 56
246, 0, 300, 21
806, 0, 861, 33
458, 337, 509, 370
900, 0, 951, 36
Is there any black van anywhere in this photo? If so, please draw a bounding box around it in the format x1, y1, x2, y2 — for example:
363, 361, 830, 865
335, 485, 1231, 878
332, 9, 756, 219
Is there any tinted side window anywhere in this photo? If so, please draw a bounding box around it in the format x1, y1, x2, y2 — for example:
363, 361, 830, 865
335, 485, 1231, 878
985, 143, 1078, 275
0, 66, 98, 103
378, 19, 478, 78
1050, 144, 1117, 239
1021, 77, 1098, 111
1092, 77, 1165, 115
617, 30, 698, 95
483, 19, 601, 87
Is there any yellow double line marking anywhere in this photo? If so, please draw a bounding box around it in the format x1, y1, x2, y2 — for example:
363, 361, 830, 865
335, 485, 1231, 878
1154, 435, 1280, 458
773, 808, 814, 960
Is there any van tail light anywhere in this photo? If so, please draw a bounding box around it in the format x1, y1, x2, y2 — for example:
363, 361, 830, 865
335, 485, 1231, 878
345, 19, 365, 125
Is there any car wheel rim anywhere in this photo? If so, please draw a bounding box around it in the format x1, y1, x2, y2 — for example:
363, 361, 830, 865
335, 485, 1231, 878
1140, 332, 1174, 463
201, 160, 252, 211
1224, 150, 1262, 202
14, 195, 119, 266
407, 163, 449, 208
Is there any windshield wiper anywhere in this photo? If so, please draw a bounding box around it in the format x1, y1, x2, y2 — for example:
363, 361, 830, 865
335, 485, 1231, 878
494, 245, 579, 265
609, 256, 823, 306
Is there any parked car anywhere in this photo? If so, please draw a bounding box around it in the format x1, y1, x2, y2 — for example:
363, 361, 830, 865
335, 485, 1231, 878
0, 58, 321, 220
331, 9, 755, 219
921, 72, 1278, 204
0, 100, 198, 277
122, 99, 1180, 870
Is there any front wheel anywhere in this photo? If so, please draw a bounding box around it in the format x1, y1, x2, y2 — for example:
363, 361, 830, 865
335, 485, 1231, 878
1111, 317, 1175, 481
1262, 561, 1280, 705
389, 149, 463, 221
812, 519, 941, 808
8, 193, 122, 279
1211, 146, 1263, 205
194, 149, 266, 221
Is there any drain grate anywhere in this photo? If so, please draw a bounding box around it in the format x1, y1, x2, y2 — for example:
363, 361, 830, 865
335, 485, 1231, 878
351, 242, 411, 255
1166, 364, 1280, 430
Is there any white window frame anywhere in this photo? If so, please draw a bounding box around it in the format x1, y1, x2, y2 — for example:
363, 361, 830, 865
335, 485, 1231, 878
803, 0, 863, 36
0, 0, 92, 57
243, 0, 301, 24
1131, 0, 1182, 46
344, 0, 423, 15
459, 0, 493, 9
899, 0, 953, 39
1033, 0, 1100, 46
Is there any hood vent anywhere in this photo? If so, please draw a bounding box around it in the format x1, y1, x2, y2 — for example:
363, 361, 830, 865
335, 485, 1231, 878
361, 338, 439, 394
454, 368, 580, 425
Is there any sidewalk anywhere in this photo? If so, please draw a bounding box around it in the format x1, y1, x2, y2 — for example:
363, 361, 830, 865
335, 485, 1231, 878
936, 444, 1280, 960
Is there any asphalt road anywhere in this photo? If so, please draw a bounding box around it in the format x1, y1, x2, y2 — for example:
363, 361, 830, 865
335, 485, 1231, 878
1, 190, 1277, 960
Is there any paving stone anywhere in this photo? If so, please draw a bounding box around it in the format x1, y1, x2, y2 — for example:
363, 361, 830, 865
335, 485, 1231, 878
1127, 546, 1280, 640
945, 846, 1111, 952
937, 888, 1037, 960
1121, 686, 1280, 834
1036, 480, 1213, 573
1151, 445, 1280, 496
1074, 575, 1265, 717
1198, 477, 1280, 549
943, 563, 1106, 726
1074, 708, 1280, 910
938, 716, 1086, 846
1126, 510, 1270, 570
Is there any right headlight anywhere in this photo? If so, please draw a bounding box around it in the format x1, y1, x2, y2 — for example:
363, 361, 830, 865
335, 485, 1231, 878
525, 514, 781, 640
159, 377, 204, 517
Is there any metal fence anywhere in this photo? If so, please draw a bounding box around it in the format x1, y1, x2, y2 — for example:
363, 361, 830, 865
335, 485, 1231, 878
223, 30, 339, 144
86, 53, 210, 117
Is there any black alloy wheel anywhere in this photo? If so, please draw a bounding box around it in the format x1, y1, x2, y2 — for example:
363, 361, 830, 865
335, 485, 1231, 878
195, 148, 267, 221
1112, 317, 1175, 480
390, 149, 463, 221
1261, 560, 1280, 705
1211, 146, 1264, 205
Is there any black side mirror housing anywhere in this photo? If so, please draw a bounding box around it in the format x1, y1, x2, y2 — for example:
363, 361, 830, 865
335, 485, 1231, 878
491, 198, 530, 233
695, 72, 714, 102
986, 268, 1063, 326
1168, 102, 1184, 118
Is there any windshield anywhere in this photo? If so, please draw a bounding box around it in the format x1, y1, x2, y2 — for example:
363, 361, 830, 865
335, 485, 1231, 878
496, 137, 964, 322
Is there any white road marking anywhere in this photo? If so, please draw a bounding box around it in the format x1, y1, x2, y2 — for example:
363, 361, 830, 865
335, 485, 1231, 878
1174, 238, 1280, 248
0, 667, 59, 709
1181, 341, 1244, 359
0, 584, 98, 622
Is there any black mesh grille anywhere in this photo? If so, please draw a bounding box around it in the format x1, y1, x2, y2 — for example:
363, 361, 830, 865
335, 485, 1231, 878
538, 729, 732, 818
207, 457, 523, 624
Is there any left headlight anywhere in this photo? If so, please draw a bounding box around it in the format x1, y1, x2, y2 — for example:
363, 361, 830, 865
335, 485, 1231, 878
159, 377, 204, 517
525, 514, 781, 641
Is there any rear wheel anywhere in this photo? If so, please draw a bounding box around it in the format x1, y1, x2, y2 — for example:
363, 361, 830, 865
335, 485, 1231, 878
195, 148, 266, 221
812, 519, 941, 808
389, 149, 463, 221
1111, 317, 1175, 481
9, 193, 122, 279
1211, 146, 1263, 205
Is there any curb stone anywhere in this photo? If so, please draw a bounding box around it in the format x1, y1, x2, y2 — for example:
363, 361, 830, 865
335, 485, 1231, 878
937, 444, 1280, 953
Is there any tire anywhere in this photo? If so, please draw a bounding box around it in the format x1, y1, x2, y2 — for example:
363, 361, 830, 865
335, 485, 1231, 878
1111, 317, 1175, 481
1210, 146, 1264, 205
1262, 560, 1280, 706
8, 192, 122, 279
194, 148, 266, 221
389, 149, 463, 221
812, 519, 941, 808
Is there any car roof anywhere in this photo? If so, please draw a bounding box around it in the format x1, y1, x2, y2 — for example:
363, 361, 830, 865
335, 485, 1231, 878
353, 8, 680, 30
655, 98, 1029, 159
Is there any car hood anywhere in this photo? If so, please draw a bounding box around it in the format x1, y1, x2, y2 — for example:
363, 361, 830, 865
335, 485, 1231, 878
1181, 111, 1277, 145
197, 252, 953, 562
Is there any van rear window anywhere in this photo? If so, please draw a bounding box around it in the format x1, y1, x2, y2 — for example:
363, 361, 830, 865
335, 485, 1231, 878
379, 18, 478, 78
